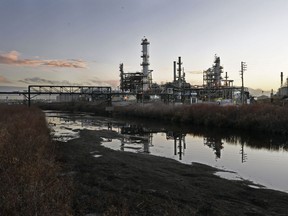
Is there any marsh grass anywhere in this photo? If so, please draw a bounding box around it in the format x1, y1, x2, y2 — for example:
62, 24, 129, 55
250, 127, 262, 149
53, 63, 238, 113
114, 103, 288, 134
0, 105, 73, 215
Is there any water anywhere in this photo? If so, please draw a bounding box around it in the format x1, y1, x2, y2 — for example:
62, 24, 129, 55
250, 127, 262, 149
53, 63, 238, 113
46, 111, 288, 193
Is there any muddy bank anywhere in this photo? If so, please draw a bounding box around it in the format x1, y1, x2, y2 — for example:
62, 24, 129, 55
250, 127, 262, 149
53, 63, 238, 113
56, 129, 288, 216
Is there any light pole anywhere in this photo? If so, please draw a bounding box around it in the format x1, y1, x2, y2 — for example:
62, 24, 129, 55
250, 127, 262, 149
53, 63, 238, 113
240, 61, 247, 104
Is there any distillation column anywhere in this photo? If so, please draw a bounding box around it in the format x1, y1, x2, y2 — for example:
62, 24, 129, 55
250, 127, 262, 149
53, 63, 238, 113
213, 56, 223, 87
141, 38, 151, 91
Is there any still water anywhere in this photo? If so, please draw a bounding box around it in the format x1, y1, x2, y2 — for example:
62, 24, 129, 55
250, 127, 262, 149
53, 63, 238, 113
46, 111, 288, 193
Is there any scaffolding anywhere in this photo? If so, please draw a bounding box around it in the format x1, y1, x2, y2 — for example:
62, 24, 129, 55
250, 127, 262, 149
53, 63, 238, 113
203, 55, 223, 88
200, 55, 242, 101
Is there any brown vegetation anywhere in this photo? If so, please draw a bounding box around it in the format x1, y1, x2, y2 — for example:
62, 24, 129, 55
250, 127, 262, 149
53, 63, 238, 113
0, 105, 73, 215
114, 103, 288, 134
38, 101, 108, 115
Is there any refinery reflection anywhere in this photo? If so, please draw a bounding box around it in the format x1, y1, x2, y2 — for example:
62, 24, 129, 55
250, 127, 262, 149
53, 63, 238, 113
118, 124, 230, 161
166, 132, 186, 160
204, 136, 223, 159
46, 111, 288, 193
119, 124, 153, 153
116, 124, 266, 163
46, 112, 288, 163
117, 123, 188, 159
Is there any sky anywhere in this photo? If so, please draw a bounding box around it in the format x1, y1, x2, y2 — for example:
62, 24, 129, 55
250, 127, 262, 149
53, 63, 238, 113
0, 0, 288, 91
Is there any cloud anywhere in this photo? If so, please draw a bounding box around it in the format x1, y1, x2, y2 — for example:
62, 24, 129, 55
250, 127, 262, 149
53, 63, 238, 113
18, 77, 82, 85
0, 51, 86, 68
0, 75, 12, 83
90, 79, 119, 88
18, 77, 119, 88
0, 51, 40, 65
43, 60, 86, 68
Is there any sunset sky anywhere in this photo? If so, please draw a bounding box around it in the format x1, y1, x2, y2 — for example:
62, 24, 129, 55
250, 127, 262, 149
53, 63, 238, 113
1, 0, 288, 91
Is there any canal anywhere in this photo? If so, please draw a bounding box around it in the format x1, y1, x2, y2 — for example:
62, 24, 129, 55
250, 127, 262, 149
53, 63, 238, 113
45, 111, 288, 193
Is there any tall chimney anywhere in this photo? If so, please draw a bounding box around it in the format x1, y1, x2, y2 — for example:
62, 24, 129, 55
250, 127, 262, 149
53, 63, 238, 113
141, 37, 150, 91
173, 61, 176, 82
119, 63, 124, 91
281, 72, 283, 87
177, 57, 182, 81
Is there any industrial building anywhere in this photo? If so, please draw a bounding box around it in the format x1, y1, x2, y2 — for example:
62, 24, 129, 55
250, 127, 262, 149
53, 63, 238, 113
277, 72, 288, 97
118, 38, 249, 105
119, 37, 153, 93
198, 55, 246, 102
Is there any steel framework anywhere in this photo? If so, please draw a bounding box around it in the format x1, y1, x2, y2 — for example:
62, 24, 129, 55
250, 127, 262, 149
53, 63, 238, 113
27, 85, 111, 106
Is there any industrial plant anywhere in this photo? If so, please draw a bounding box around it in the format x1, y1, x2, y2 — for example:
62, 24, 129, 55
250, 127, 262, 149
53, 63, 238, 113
1, 37, 288, 106
277, 72, 288, 97
117, 37, 249, 105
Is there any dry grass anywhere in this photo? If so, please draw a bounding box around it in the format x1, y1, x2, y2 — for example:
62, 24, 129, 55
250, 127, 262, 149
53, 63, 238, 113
0, 105, 73, 215
38, 101, 108, 115
114, 102, 288, 134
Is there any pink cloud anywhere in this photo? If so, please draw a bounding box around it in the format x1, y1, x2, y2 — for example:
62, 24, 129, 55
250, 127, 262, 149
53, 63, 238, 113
43, 60, 86, 68
0, 51, 41, 65
0, 51, 86, 68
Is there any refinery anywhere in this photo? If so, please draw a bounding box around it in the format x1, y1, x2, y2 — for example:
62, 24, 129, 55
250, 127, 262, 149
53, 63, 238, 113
115, 37, 288, 106
1, 37, 288, 106
117, 37, 249, 105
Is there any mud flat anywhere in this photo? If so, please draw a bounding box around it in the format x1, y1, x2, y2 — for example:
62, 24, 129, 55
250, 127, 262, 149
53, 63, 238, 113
56, 129, 288, 216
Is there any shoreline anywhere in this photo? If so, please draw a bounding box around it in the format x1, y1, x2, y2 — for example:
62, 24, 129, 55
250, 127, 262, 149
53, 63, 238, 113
56, 129, 288, 215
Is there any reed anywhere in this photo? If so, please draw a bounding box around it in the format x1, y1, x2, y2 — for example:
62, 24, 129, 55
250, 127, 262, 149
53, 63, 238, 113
114, 103, 288, 134
0, 105, 73, 215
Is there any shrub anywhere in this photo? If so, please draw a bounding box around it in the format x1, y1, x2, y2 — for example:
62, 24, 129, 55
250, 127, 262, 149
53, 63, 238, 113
114, 103, 288, 134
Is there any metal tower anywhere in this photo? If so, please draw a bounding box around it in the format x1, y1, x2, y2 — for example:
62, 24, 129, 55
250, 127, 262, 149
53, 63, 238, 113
141, 37, 152, 91
203, 55, 224, 88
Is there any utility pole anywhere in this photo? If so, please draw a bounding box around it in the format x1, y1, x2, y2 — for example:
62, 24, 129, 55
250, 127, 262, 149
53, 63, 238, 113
240, 61, 247, 105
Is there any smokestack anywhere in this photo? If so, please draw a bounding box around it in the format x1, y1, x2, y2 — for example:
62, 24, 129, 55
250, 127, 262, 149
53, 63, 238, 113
173, 61, 176, 82
120, 63, 124, 91
177, 56, 182, 82
281, 72, 283, 87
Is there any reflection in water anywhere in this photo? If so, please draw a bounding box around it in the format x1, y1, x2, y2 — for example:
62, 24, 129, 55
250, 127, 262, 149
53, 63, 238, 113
45, 111, 288, 192
166, 132, 186, 160
119, 124, 153, 153
203, 136, 248, 163
240, 142, 247, 163
204, 136, 223, 159
46, 111, 288, 160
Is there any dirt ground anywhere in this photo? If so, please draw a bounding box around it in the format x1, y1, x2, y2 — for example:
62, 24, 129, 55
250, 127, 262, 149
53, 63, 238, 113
56, 129, 288, 216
